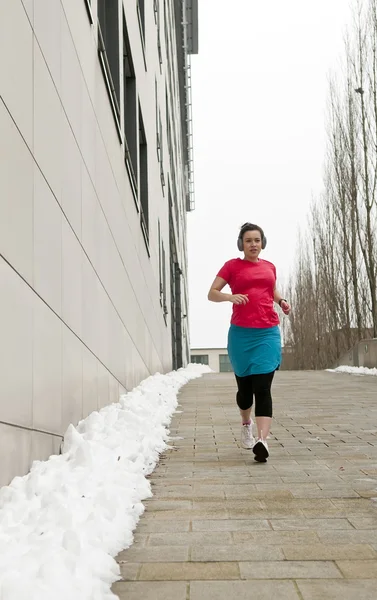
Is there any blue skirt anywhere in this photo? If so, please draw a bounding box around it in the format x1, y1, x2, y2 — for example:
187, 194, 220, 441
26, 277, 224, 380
227, 324, 281, 377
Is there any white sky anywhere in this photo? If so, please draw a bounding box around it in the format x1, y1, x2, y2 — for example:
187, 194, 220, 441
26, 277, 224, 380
187, 0, 355, 349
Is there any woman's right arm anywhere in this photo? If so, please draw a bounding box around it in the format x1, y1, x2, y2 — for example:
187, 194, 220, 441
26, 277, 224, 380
208, 276, 231, 302
208, 277, 249, 305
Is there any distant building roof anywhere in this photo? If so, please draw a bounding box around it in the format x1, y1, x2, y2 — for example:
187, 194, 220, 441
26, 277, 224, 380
191, 348, 227, 351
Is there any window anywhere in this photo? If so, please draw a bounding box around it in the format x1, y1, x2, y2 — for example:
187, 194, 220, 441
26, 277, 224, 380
158, 220, 167, 319
191, 355, 209, 365
137, 0, 145, 37
166, 106, 176, 200
154, 0, 158, 23
162, 241, 167, 320
157, 32, 163, 66
158, 220, 163, 305
154, 0, 162, 67
98, 0, 121, 133
84, 0, 93, 23
163, 1, 170, 67
219, 354, 233, 373
137, 0, 146, 64
123, 18, 137, 200
139, 107, 149, 247
159, 110, 165, 190
155, 80, 160, 160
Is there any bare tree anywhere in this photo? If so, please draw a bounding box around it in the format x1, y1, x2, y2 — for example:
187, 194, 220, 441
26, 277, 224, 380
288, 0, 377, 369
352, 0, 377, 336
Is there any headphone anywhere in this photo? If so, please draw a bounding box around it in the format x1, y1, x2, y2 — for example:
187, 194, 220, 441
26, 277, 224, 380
237, 223, 267, 251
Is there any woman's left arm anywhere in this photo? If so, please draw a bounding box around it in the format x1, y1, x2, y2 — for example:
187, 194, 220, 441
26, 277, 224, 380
273, 288, 291, 315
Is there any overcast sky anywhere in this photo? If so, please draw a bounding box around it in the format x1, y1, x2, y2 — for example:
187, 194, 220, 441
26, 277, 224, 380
187, 0, 355, 349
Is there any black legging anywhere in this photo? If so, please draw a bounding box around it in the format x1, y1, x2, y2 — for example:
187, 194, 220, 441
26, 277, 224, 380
235, 371, 275, 417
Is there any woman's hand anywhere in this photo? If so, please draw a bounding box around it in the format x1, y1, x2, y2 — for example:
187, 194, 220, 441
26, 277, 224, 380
229, 294, 249, 305
280, 300, 291, 315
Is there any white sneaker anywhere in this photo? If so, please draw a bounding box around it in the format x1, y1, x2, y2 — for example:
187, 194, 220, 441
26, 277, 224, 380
253, 438, 269, 462
241, 422, 255, 449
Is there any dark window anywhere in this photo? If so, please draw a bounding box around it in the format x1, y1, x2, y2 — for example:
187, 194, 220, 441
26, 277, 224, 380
137, 0, 145, 46
163, 1, 169, 65
98, 0, 120, 127
155, 0, 162, 66
123, 18, 137, 199
191, 355, 209, 365
158, 221, 167, 317
139, 107, 149, 246
219, 354, 233, 372
162, 241, 167, 320
166, 106, 176, 200
158, 220, 163, 305
84, 0, 93, 23
158, 33, 162, 66
159, 110, 165, 189
155, 80, 161, 160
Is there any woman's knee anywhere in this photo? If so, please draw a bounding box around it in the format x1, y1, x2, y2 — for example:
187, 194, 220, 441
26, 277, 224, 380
255, 393, 272, 417
236, 391, 253, 411
253, 372, 274, 417
235, 375, 253, 411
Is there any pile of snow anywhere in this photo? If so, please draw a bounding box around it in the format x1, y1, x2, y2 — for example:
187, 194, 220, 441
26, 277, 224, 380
0, 363, 211, 600
326, 365, 377, 376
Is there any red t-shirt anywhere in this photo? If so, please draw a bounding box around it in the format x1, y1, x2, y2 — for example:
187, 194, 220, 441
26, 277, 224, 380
217, 258, 280, 328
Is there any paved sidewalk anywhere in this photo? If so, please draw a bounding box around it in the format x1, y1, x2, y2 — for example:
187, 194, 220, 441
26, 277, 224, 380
113, 371, 377, 600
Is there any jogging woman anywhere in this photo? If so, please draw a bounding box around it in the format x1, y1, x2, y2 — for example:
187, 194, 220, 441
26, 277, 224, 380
208, 222, 291, 462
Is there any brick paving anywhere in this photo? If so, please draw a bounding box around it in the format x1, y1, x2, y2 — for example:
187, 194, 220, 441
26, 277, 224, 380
113, 370, 377, 599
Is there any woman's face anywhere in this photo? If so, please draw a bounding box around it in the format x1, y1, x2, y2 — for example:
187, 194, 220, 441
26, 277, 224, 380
242, 229, 262, 260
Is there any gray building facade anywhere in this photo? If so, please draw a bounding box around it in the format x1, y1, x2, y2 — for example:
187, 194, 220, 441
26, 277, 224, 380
0, 0, 198, 485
